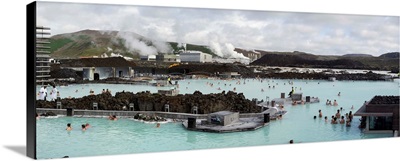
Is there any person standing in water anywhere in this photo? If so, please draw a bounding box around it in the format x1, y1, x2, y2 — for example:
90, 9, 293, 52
66, 123, 72, 131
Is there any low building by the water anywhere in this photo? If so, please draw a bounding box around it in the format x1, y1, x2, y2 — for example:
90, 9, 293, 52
219, 72, 241, 79
60, 57, 136, 80
354, 96, 399, 135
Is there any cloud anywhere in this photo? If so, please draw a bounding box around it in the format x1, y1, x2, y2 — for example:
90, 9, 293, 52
37, 1, 399, 56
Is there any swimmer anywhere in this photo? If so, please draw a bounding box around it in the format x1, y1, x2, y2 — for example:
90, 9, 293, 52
85, 123, 90, 129
333, 100, 338, 106
348, 111, 353, 122
324, 116, 328, 122
66, 123, 72, 131
233, 87, 236, 91
340, 116, 345, 124
75, 89, 78, 93
313, 116, 317, 119
346, 120, 351, 127
108, 115, 117, 121
36, 113, 40, 120
335, 110, 341, 118
261, 89, 264, 92
332, 117, 338, 124
156, 123, 160, 128
338, 92, 341, 96
289, 140, 294, 144
351, 105, 354, 109
81, 124, 86, 131
318, 110, 323, 117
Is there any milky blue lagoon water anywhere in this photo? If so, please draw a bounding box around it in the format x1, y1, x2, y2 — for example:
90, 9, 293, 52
36, 79, 399, 159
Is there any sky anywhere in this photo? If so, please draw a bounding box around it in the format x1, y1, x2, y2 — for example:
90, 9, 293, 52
37, 1, 400, 56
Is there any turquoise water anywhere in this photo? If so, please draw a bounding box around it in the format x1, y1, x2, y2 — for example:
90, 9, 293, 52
36, 79, 399, 159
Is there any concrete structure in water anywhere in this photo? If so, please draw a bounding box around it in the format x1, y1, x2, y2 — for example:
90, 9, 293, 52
183, 111, 269, 133
208, 111, 239, 126
36, 26, 51, 84
60, 57, 136, 81
354, 95, 399, 135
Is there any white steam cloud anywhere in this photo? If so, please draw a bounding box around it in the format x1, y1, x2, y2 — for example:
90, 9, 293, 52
116, 32, 172, 56
209, 42, 249, 59
177, 43, 187, 51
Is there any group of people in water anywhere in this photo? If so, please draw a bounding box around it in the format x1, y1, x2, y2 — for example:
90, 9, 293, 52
316, 108, 354, 126
66, 123, 91, 131
325, 99, 339, 106
65, 115, 118, 132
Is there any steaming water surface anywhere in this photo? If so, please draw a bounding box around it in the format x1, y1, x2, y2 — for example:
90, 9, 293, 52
36, 78, 399, 159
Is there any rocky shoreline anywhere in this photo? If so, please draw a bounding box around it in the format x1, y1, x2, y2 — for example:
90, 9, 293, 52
36, 91, 260, 114
257, 72, 395, 81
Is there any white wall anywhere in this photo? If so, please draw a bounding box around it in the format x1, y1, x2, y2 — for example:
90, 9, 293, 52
180, 53, 201, 62
201, 53, 213, 63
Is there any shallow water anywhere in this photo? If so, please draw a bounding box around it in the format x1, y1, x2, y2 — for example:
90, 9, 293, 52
36, 78, 399, 159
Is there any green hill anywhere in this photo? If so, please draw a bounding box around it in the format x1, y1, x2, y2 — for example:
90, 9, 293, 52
49, 29, 217, 59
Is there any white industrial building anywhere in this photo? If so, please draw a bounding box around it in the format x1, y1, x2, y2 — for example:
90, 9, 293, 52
60, 57, 136, 81
180, 51, 212, 63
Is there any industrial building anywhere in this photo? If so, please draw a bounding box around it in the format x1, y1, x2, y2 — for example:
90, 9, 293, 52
36, 26, 51, 84
60, 57, 136, 81
180, 51, 212, 63
140, 55, 156, 61
156, 54, 181, 62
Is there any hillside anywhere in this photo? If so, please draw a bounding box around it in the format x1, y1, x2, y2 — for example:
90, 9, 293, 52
49, 29, 398, 72
49, 30, 216, 59
251, 51, 399, 72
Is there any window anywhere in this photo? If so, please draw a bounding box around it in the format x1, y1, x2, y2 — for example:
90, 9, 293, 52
369, 116, 393, 130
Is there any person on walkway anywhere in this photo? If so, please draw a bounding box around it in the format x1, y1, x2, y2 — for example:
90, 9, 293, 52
50, 85, 58, 101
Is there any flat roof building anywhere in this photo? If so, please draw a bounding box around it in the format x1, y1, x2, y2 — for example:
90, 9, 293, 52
354, 95, 399, 135
180, 51, 212, 63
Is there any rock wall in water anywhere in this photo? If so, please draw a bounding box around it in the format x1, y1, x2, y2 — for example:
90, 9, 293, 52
36, 91, 260, 114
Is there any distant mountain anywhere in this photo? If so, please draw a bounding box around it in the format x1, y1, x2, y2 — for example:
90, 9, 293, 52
379, 52, 399, 59
342, 54, 373, 57
251, 51, 399, 72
